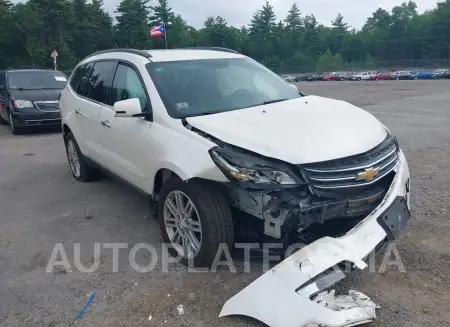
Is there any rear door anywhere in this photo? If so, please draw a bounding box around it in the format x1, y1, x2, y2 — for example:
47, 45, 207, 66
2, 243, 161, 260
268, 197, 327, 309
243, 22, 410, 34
76, 60, 117, 164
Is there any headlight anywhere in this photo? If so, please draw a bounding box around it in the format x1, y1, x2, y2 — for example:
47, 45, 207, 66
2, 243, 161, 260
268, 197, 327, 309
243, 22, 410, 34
210, 148, 299, 185
14, 100, 33, 108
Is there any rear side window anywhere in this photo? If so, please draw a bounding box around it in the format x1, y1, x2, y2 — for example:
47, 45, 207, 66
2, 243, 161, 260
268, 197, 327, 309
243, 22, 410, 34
84, 60, 117, 105
70, 62, 93, 96
110, 63, 148, 111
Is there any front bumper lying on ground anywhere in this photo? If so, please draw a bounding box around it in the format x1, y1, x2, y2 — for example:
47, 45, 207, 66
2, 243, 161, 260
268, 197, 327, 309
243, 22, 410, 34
219, 151, 410, 327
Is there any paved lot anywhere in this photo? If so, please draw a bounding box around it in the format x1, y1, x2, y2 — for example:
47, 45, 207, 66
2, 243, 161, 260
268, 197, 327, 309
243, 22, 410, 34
1, 80, 450, 327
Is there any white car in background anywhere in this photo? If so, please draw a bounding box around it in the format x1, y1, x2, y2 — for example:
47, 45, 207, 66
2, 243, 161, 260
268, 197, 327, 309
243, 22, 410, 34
350, 71, 377, 81
280, 74, 296, 82
59, 47, 411, 327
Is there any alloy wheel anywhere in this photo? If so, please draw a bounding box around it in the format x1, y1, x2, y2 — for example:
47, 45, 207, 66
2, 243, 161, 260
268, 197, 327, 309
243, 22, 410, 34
67, 139, 81, 178
163, 190, 202, 259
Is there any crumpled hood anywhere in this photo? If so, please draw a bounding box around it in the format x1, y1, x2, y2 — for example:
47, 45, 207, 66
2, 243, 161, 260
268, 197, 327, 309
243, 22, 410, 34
186, 95, 387, 164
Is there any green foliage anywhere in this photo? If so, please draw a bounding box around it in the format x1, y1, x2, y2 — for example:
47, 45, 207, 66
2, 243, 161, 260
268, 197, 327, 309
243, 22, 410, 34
0, 0, 449, 72
316, 49, 343, 71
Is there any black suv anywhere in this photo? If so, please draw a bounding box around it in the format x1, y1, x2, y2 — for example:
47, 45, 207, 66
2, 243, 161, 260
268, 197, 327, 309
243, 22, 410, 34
0, 68, 68, 134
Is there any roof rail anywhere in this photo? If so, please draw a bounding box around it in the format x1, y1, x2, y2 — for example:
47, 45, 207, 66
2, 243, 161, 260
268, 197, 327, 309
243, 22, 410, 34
83, 48, 153, 60
7, 66, 50, 70
182, 47, 239, 54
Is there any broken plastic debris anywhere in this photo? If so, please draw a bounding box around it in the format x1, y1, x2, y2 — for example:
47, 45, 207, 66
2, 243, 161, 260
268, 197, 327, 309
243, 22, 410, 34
312, 289, 380, 312
177, 304, 184, 315
304, 290, 379, 326
148, 315, 152, 321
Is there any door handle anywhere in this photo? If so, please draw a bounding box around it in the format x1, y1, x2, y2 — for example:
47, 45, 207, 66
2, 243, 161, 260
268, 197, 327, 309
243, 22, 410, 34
75, 109, 82, 116
101, 120, 110, 128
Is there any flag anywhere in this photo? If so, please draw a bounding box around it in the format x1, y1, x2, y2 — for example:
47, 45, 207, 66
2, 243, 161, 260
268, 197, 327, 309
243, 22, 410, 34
150, 23, 166, 37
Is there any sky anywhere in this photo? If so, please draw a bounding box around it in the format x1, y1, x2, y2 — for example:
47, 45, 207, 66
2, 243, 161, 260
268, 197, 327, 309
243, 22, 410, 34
12, 0, 437, 29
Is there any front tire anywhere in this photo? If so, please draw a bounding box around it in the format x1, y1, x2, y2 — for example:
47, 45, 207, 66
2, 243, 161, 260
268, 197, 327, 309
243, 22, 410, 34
64, 132, 99, 182
158, 177, 234, 268
9, 111, 22, 135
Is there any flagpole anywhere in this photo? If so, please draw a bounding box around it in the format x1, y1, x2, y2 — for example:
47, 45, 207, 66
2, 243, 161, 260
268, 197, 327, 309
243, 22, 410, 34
163, 22, 168, 49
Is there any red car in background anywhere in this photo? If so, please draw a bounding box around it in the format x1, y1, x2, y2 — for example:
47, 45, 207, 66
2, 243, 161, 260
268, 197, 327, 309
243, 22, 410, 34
323, 73, 338, 81
370, 72, 392, 80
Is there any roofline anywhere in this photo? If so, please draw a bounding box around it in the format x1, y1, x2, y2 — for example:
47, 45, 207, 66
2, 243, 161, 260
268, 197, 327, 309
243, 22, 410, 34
83, 48, 153, 61
82, 46, 240, 62
180, 47, 239, 54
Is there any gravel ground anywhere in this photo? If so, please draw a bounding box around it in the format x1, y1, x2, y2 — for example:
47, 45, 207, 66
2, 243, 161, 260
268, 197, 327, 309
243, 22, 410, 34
1, 80, 450, 327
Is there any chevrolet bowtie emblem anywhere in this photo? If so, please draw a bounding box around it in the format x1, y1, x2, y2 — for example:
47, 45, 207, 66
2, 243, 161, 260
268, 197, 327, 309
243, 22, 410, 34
357, 167, 380, 181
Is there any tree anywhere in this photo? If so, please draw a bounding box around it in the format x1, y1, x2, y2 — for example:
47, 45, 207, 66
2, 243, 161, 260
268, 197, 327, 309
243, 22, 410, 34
329, 13, 350, 54
283, 3, 303, 59
1, 0, 450, 73
247, 1, 277, 61
115, 0, 150, 48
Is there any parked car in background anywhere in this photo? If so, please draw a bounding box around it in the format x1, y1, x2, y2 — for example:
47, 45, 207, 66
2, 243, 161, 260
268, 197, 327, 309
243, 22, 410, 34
323, 73, 339, 81
370, 72, 392, 80
335, 72, 353, 81
414, 71, 433, 80
392, 71, 415, 80
433, 69, 449, 79
305, 73, 324, 81
350, 71, 377, 81
281, 74, 296, 82
442, 71, 450, 79
0, 68, 67, 134
295, 73, 313, 81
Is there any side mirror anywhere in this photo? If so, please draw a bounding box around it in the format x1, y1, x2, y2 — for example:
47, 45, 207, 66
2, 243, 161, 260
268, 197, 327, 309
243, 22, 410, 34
113, 98, 148, 118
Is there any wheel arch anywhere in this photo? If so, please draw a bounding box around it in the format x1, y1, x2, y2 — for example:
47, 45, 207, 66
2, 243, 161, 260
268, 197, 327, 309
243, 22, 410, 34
62, 124, 72, 139
152, 168, 181, 199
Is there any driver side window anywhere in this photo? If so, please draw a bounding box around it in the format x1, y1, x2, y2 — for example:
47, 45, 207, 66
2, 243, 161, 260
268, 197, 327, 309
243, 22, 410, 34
111, 63, 148, 111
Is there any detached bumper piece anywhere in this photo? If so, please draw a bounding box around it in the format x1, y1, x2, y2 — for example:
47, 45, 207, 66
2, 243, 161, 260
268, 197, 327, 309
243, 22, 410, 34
220, 152, 410, 327
307, 290, 380, 327
219, 235, 382, 327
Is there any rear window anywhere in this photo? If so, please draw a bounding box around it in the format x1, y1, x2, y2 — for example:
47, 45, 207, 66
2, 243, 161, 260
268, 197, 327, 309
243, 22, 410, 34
7, 70, 67, 90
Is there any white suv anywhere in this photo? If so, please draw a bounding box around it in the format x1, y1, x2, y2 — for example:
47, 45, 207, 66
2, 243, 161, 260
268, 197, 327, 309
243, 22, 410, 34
351, 71, 377, 81
60, 48, 411, 268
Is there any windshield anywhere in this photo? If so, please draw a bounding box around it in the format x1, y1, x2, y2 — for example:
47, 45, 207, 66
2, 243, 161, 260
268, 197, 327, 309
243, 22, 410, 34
146, 58, 302, 118
7, 70, 67, 90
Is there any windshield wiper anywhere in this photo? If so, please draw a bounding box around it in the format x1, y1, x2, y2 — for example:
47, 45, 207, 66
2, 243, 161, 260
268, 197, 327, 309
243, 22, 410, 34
262, 98, 289, 105
182, 112, 217, 118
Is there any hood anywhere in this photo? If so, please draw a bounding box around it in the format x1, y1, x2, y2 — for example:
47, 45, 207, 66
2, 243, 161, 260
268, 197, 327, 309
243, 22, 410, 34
9, 88, 63, 102
186, 95, 387, 164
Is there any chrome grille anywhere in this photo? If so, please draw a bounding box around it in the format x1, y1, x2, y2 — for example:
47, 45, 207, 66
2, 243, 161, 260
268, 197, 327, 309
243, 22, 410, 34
302, 136, 399, 190
34, 101, 60, 112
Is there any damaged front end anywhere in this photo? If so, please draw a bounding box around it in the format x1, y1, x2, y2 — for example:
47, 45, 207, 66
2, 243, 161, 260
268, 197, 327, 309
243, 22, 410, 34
211, 134, 402, 243
213, 136, 411, 326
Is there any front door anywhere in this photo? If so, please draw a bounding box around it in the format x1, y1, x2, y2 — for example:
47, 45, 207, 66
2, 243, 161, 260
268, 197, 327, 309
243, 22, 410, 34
97, 62, 154, 191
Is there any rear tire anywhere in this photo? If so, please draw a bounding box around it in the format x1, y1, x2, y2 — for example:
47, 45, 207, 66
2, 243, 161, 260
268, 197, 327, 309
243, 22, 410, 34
158, 177, 234, 268
64, 132, 99, 182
